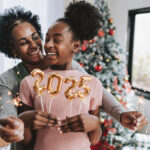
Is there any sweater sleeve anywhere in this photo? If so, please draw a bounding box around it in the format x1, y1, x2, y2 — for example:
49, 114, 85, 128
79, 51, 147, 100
19, 79, 33, 108
89, 78, 103, 111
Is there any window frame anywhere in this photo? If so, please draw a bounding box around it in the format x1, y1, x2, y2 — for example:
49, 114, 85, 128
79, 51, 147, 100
127, 7, 150, 99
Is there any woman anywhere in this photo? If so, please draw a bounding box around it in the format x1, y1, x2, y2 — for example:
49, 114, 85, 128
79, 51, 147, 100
0, 5, 147, 150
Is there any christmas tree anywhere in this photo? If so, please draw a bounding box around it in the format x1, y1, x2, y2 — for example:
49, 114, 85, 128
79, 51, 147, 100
75, 0, 135, 149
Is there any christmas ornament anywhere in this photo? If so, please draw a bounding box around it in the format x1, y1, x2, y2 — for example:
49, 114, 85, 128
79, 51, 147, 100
92, 52, 95, 56
109, 18, 113, 24
94, 65, 102, 72
109, 29, 115, 35
81, 43, 87, 51
106, 58, 110, 62
98, 29, 104, 37
79, 62, 84, 67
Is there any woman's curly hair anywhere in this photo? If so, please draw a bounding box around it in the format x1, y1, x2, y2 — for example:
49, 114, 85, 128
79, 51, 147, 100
0, 6, 43, 58
57, 1, 101, 43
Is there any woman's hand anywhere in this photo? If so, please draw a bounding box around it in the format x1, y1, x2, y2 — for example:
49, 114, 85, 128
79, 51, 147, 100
58, 114, 99, 134
0, 116, 24, 143
120, 111, 148, 131
19, 110, 59, 129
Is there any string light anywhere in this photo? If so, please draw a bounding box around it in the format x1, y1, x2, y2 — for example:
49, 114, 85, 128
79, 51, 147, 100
17, 71, 20, 75
100, 56, 103, 60
8, 91, 12, 95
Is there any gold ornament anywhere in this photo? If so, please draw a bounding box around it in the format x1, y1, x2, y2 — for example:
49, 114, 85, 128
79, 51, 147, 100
31, 69, 46, 94
106, 58, 110, 62
109, 18, 113, 24
92, 52, 95, 56
47, 73, 63, 97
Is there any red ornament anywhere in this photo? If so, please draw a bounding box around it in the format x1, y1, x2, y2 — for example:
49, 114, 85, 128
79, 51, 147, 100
98, 29, 104, 37
79, 63, 84, 67
94, 65, 102, 72
109, 29, 115, 35
81, 43, 87, 51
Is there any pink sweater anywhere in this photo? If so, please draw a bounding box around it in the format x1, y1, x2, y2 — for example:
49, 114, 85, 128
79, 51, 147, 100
19, 68, 102, 150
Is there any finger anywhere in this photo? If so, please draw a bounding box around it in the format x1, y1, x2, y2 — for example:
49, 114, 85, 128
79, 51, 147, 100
61, 115, 80, 125
60, 121, 82, 130
32, 120, 48, 129
136, 119, 148, 131
58, 125, 84, 133
34, 114, 49, 123
121, 122, 135, 130
48, 114, 61, 125
0, 117, 20, 129
3, 135, 24, 143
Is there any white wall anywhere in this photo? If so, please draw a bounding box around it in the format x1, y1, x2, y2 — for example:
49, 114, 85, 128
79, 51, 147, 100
107, 0, 150, 50
0, 0, 65, 74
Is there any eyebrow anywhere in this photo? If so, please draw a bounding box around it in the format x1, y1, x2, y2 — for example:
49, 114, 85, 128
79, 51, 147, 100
17, 32, 38, 43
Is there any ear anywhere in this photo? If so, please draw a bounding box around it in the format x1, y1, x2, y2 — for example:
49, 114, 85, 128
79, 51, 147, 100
73, 40, 81, 53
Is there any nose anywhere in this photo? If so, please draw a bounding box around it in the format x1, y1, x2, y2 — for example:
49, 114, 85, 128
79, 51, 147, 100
44, 40, 54, 50
30, 40, 37, 49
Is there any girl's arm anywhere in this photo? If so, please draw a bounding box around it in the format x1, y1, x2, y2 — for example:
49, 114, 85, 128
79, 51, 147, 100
59, 106, 101, 145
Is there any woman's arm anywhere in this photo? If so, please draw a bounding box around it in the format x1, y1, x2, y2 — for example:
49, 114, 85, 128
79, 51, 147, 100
72, 60, 127, 121
102, 88, 127, 122
88, 106, 101, 145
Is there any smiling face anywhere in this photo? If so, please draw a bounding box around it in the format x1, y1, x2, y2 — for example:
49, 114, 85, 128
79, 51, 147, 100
10, 22, 43, 65
44, 21, 78, 70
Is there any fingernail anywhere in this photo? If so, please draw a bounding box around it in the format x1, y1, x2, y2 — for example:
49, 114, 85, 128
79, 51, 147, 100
14, 121, 20, 126
138, 118, 141, 122
58, 121, 61, 126
14, 130, 19, 135
59, 130, 63, 134
57, 127, 60, 131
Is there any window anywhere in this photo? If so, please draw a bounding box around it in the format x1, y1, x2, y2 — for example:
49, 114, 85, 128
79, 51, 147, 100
128, 7, 150, 99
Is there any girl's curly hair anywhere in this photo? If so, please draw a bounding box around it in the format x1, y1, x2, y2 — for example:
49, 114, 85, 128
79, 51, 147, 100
57, 1, 101, 43
0, 6, 43, 58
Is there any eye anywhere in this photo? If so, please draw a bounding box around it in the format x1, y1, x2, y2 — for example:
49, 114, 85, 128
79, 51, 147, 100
19, 41, 28, 46
54, 38, 62, 43
33, 35, 40, 41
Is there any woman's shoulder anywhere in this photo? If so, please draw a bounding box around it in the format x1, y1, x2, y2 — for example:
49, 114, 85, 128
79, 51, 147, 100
0, 66, 18, 88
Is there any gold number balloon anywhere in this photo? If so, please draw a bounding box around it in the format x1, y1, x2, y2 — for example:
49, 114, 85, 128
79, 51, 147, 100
47, 73, 63, 96
78, 76, 93, 99
64, 77, 78, 101
31, 69, 46, 94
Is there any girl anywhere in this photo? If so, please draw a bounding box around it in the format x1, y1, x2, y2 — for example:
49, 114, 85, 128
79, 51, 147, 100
19, 1, 102, 150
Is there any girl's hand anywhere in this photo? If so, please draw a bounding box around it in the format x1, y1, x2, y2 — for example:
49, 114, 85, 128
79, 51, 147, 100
0, 116, 24, 143
58, 114, 99, 134
19, 110, 59, 129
